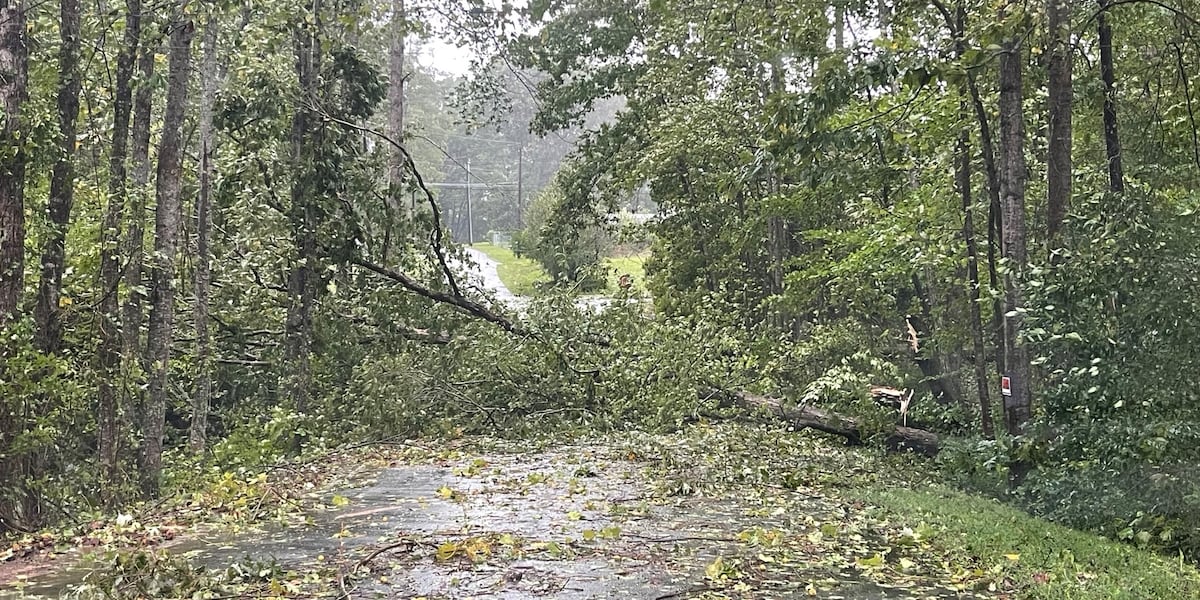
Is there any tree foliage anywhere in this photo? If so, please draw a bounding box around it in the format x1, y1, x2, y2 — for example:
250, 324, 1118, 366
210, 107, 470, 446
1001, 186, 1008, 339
4, 0, 1200, 568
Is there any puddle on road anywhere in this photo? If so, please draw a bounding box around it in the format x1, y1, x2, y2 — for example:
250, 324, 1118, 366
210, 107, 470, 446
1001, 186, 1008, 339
2, 444, 986, 599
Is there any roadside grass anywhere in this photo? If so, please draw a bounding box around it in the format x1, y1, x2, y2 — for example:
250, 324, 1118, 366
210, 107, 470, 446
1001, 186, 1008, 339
474, 242, 650, 297
632, 421, 1200, 599
604, 252, 648, 294
471, 243, 548, 296
858, 482, 1200, 599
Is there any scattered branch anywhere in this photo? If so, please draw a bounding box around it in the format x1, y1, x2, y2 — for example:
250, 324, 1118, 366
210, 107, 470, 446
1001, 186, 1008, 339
313, 107, 462, 298
352, 257, 528, 337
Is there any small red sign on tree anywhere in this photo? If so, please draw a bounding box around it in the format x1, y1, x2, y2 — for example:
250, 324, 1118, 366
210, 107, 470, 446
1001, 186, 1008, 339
1001, 376, 1012, 397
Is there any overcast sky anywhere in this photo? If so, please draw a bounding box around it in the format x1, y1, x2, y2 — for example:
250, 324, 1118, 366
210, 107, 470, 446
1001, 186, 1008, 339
417, 38, 475, 77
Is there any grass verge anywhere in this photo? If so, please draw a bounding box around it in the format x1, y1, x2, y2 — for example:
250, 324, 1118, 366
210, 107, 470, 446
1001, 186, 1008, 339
858, 483, 1200, 599
604, 252, 648, 293
471, 243, 548, 296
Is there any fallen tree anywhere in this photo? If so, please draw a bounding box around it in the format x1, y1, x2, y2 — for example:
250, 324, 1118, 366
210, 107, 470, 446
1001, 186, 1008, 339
704, 389, 940, 456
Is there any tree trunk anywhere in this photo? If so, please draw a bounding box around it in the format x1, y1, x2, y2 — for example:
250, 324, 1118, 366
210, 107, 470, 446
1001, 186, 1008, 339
711, 389, 940, 457
124, 33, 158, 368
140, 15, 194, 497
905, 276, 961, 408
1098, 0, 1124, 193
1172, 43, 1200, 171
34, 0, 82, 354
98, 0, 142, 493
285, 0, 321, 416
767, 216, 787, 296
0, 0, 32, 533
966, 76, 1006, 377
387, 0, 407, 231
946, 4, 995, 438
834, 2, 845, 50
0, 0, 27, 327
1046, 0, 1073, 250
765, 58, 790, 332
959, 110, 996, 439
190, 15, 219, 454
998, 24, 1033, 438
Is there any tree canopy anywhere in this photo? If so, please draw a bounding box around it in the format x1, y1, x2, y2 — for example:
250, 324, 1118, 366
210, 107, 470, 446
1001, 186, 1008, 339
3, 0, 1200, 580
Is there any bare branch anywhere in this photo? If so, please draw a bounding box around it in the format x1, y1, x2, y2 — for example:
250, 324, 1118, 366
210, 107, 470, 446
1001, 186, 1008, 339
352, 257, 529, 337
313, 107, 463, 298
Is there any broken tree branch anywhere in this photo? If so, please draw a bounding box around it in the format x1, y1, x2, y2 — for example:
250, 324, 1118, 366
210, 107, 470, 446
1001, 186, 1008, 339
351, 257, 529, 338
704, 388, 940, 456
313, 106, 462, 298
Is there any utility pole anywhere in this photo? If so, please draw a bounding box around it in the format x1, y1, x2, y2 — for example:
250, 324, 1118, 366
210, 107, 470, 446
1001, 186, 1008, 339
465, 157, 473, 245
516, 146, 524, 229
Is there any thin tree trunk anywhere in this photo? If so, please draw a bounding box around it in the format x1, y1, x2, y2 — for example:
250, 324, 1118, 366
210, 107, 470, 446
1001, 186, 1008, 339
122, 29, 159, 453
1098, 0, 1124, 192
387, 0, 407, 225
1046, 0, 1073, 249
0, 0, 32, 533
834, 2, 845, 50
765, 58, 790, 331
286, 0, 321, 416
1171, 42, 1200, 171
946, 2, 995, 437
123, 31, 158, 403
190, 15, 219, 454
998, 24, 1033, 439
98, 0, 142, 494
140, 15, 195, 497
34, 0, 82, 354
959, 112, 995, 439
966, 75, 1006, 377
0, 0, 27, 327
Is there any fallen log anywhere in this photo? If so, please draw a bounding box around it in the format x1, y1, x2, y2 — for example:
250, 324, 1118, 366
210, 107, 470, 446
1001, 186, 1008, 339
705, 389, 940, 457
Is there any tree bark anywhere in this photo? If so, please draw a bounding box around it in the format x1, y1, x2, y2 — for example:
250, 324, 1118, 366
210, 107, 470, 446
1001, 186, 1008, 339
97, 0, 142, 494
712, 389, 940, 457
387, 0, 407, 230
944, 3, 996, 438
140, 15, 194, 497
124, 33, 158, 368
1098, 0, 1124, 193
966, 75, 1006, 377
834, 2, 845, 50
0, 0, 27, 327
285, 0, 322, 416
190, 14, 219, 454
0, 0, 32, 533
765, 59, 790, 332
34, 0, 83, 354
997, 22, 1033, 438
1046, 0, 1073, 250
959, 109, 995, 439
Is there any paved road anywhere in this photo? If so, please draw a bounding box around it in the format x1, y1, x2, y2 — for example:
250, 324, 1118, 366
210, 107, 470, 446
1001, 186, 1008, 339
462, 246, 630, 313
459, 247, 530, 313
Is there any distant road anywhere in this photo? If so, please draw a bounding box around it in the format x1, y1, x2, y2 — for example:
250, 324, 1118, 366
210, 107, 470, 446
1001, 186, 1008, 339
460, 246, 628, 313
460, 247, 527, 310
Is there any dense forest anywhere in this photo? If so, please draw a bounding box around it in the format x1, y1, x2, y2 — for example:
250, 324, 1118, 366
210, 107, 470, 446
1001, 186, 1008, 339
4, 0, 1200, 594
